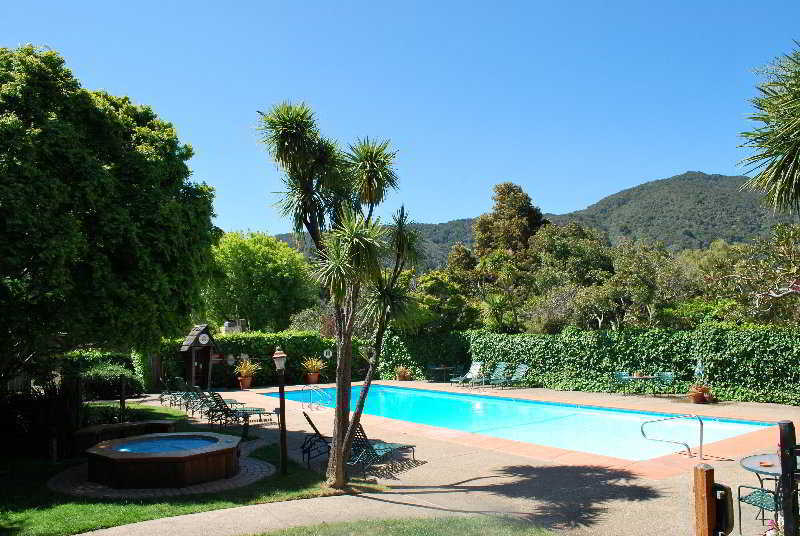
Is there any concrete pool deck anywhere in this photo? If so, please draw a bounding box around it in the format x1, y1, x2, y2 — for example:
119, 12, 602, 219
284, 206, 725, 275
105, 382, 797, 535
255, 380, 781, 480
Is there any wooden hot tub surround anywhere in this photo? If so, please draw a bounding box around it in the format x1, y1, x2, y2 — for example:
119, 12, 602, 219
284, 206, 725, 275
87, 432, 241, 489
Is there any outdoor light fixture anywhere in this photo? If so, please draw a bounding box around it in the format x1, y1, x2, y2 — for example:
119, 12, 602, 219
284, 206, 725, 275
273, 346, 288, 476
272, 347, 287, 371
226, 354, 235, 366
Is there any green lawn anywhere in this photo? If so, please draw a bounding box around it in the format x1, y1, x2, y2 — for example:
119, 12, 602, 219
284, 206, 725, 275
0, 403, 350, 536
259, 517, 554, 536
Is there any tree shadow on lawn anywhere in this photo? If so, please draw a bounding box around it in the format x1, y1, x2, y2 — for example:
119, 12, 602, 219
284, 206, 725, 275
369, 464, 662, 530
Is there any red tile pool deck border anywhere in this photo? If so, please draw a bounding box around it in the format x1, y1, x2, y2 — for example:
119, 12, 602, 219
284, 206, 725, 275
254, 381, 782, 480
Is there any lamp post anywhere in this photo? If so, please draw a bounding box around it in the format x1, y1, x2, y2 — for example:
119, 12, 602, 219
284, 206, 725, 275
272, 346, 288, 476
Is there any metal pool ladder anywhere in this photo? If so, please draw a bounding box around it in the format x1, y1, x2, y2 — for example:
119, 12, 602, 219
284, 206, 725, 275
301, 384, 332, 411
641, 414, 704, 460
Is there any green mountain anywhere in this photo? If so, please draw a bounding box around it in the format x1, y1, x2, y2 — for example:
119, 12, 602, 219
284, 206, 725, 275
544, 171, 797, 248
276, 172, 799, 270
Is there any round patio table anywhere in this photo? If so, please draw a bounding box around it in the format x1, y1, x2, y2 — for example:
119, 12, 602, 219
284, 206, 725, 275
431, 366, 454, 383
740, 454, 782, 479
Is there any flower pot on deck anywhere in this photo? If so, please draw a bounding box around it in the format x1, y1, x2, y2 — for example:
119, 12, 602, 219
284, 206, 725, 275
306, 372, 320, 384
687, 391, 706, 404
238, 376, 252, 390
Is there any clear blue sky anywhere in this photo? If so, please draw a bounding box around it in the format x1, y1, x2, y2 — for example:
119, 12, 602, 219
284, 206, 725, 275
3, 1, 799, 233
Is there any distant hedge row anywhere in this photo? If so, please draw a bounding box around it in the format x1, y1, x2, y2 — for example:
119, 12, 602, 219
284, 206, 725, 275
150, 330, 365, 390
379, 325, 800, 405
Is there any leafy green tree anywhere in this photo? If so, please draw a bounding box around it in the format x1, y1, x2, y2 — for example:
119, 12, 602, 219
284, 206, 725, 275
475, 250, 533, 333
742, 45, 800, 212
678, 239, 748, 287
259, 103, 410, 488
205, 232, 318, 331
719, 224, 800, 322
447, 242, 478, 272
473, 183, 547, 258
0, 46, 215, 382
411, 270, 481, 333
527, 222, 614, 292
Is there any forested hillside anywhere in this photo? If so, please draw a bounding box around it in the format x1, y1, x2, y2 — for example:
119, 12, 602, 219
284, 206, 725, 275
277, 172, 799, 270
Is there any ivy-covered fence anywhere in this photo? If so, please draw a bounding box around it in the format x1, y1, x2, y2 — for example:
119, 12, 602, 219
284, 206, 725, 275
379, 326, 800, 405
141, 331, 358, 390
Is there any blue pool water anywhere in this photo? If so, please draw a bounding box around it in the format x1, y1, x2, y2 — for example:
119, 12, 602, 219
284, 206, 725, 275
115, 437, 217, 453
267, 385, 773, 460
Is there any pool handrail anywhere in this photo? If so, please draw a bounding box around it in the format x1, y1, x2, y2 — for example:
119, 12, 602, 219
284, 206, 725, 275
302, 384, 332, 410
640, 414, 704, 460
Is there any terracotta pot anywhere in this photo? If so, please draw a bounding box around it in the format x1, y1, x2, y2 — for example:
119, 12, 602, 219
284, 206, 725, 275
238, 376, 252, 390
687, 391, 706, 404
307, 372, 320, 384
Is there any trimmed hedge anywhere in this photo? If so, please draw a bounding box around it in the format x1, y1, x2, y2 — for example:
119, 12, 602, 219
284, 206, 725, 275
65, 350, 144, 400
156, 330, 361, 388
379, 325, 800, 405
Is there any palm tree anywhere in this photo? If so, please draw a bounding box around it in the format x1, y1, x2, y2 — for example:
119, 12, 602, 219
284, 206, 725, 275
258, 102, 347, 248
346, 137, 399, 222
742, 46, 800, 212
313, 208, 420, 487
259, 102, 413, 488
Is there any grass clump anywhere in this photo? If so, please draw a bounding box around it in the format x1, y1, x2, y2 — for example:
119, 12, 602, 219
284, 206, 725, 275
258, 516, 554, 536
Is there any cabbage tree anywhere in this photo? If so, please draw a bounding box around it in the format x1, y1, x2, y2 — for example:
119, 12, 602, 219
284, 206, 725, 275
259, 104, 413, 488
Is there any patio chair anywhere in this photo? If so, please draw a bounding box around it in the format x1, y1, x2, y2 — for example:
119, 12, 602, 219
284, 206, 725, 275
656, 372, 675, 393
449, 361, 483, 387
425, 364, 439, 383
737, 481, 778, 534
612, 372, 633, 393
301, 412, 331, 467
347, 422, 415, 475
473, 361, 508, 388
207, 392, 273, 427
492, 363, 530, 389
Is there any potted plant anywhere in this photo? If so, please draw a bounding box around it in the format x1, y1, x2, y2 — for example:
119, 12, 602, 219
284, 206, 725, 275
302, 357, 325, 384
234, 358, 261, 390
395, 366, 413, 381
688, 384, 711, 404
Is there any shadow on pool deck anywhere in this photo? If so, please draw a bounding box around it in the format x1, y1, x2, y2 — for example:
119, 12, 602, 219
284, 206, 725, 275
361, 464, 662, 530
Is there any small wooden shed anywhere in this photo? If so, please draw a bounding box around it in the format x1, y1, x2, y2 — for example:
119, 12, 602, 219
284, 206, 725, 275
179, 324, 220, 389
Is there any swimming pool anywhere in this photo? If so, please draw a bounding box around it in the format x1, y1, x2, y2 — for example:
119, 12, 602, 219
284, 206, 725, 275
266, 385, 773, 460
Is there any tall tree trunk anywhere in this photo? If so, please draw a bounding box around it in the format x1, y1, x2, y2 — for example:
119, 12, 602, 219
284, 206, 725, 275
342, 311, 388, 460
325, 284, 359, 488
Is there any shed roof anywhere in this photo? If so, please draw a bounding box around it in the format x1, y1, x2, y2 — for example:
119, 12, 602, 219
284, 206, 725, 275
179, 324, 217, 352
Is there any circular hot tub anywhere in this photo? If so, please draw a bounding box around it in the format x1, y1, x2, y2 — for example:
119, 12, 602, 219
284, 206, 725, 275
87, 432, 240, 488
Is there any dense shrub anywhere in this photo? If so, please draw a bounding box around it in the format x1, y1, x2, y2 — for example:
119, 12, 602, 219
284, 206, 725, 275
157, 330, 362, 387
66, 350, 144, 400
379, 325, 800, 404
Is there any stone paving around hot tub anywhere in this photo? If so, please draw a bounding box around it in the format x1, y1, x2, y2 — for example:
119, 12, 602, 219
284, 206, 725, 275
48, 437, 275, 499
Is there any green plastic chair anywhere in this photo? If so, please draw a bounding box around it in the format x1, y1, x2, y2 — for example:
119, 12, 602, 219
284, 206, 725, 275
492, 363, 530, 389
473, 362, 508, 388
613, 372, 633, 393
656, 371, 675, 393
347, 422, 415, 475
